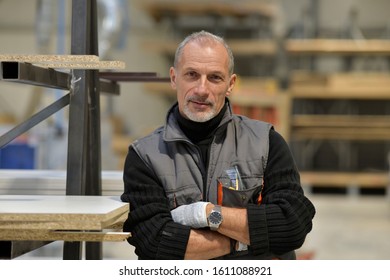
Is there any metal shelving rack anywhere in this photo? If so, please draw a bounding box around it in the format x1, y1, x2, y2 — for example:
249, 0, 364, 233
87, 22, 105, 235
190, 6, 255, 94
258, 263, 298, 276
0, 0, 104, 260
0, 0, 169, 260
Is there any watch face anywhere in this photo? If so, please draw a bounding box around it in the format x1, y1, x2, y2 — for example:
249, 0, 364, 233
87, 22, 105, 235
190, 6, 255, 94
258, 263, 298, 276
209, 211, 222, 225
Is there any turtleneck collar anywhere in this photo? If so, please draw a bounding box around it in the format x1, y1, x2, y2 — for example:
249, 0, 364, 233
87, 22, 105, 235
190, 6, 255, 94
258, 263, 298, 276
174, 101, 228, 144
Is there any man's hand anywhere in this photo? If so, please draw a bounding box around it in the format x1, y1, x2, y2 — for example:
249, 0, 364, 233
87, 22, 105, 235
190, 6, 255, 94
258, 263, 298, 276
171, 202, 210, 228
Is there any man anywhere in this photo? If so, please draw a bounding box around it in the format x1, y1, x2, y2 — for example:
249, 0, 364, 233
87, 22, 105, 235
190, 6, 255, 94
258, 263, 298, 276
121, 30, 315, 260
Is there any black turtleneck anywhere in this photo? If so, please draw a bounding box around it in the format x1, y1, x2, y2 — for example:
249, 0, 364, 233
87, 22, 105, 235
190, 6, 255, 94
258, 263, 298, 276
174, 102, 228, 166
174, 102, 227, 143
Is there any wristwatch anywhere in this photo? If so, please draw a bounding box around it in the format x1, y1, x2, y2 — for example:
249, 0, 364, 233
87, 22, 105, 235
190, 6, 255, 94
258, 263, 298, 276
207, 205, 223, 231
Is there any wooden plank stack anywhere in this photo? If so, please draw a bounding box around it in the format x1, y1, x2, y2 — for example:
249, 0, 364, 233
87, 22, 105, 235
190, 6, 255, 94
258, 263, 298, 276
0, 195, 130, 242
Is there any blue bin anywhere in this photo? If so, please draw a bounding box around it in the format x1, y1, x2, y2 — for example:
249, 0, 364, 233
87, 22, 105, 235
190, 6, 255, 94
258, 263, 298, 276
0, 143, 35, 169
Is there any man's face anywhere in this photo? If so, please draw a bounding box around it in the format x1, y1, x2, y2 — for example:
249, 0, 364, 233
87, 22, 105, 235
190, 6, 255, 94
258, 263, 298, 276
169, 41, 236, 122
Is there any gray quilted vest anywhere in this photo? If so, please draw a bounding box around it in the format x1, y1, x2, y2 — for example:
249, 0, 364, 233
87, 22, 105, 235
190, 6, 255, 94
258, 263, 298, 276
133, 103, 295, 260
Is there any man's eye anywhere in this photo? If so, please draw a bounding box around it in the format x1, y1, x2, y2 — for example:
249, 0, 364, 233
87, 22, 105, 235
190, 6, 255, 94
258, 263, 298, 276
210, 75, 223, 82
186, 71, 198, 78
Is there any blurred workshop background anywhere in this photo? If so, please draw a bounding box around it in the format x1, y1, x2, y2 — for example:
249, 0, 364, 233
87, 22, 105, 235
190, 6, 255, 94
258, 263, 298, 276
0, 0, 389, 260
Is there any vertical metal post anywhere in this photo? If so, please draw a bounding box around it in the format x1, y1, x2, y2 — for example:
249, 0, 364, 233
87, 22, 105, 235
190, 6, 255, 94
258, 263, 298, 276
85, 0, 103, 260
64, 0, 102, 260
85, 0, 102, 198
66, 0, 91, 196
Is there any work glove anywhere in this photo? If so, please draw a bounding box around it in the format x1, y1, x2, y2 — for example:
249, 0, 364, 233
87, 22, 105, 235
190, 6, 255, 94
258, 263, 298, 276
171, 201, 210, 228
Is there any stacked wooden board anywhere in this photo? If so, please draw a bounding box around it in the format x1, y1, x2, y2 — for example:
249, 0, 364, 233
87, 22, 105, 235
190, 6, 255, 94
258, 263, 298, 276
0, 195, 130, 242
0, 54, 125, 70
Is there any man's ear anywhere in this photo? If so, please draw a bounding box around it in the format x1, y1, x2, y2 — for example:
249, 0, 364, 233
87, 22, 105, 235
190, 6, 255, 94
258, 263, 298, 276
170, 67, 177, 90
226, 74, 237, 96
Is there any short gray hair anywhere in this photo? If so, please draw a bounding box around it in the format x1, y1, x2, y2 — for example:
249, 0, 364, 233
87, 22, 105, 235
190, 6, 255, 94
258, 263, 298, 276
173, 30, 234, 75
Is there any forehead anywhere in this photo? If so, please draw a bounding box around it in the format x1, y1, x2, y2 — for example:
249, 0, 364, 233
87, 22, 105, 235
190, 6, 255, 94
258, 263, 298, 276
178, 41, 229, 72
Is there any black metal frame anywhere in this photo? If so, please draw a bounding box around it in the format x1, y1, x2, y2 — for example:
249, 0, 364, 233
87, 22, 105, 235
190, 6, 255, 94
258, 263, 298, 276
0, 0, 171, 260
63, 0, 102, 260
0, 0, 102, 260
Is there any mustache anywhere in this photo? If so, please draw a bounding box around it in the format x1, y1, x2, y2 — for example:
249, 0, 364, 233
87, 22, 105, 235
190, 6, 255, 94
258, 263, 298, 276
186, 96, 213, 106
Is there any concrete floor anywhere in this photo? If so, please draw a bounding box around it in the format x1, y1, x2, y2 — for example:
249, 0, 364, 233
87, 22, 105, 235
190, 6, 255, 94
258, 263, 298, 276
297, 194, 390, 260
13, 194, 390, 260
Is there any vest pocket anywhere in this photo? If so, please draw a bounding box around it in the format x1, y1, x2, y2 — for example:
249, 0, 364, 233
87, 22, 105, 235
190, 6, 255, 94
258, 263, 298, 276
217, 175, 263, 207
218, 184, 263, 207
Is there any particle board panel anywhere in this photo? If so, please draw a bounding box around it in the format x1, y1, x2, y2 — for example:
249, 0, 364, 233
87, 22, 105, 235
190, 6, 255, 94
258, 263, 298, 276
0, 195, 129, 231
0, 229, 130, 242
36, 61, 125, 70
0, 54, 100, 63
0, 209, 128, 231
0, 54, 125, 70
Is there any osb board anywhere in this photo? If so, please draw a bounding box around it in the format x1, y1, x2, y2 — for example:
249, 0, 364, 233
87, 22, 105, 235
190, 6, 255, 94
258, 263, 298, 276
0, 195, 129, 230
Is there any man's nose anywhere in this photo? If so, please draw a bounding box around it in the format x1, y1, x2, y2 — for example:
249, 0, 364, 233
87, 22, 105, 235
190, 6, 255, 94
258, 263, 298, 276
195, 76, 209, 95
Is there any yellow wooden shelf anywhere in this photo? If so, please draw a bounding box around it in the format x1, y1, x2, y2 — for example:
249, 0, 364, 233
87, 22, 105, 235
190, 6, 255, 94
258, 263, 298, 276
290, 87, 390, 99
286, 39, 390, 55
142, 39, 390, 57
289, 72, 390, 99
138, 0, 276, 21
291, 115, 390, 139
300, 171, 389, 188
291, 127, 390, 140
292, 115, 390, 128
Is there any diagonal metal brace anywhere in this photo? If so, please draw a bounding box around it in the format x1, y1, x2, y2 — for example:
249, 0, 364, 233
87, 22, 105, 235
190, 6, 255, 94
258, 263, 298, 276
0, 93, 70, 148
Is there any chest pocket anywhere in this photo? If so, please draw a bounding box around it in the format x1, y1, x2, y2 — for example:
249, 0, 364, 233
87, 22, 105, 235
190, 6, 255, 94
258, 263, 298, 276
217, 175, 263, 207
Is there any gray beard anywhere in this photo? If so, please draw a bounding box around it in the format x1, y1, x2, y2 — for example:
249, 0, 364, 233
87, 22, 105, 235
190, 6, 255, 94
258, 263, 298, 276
182, 105, 216, 122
